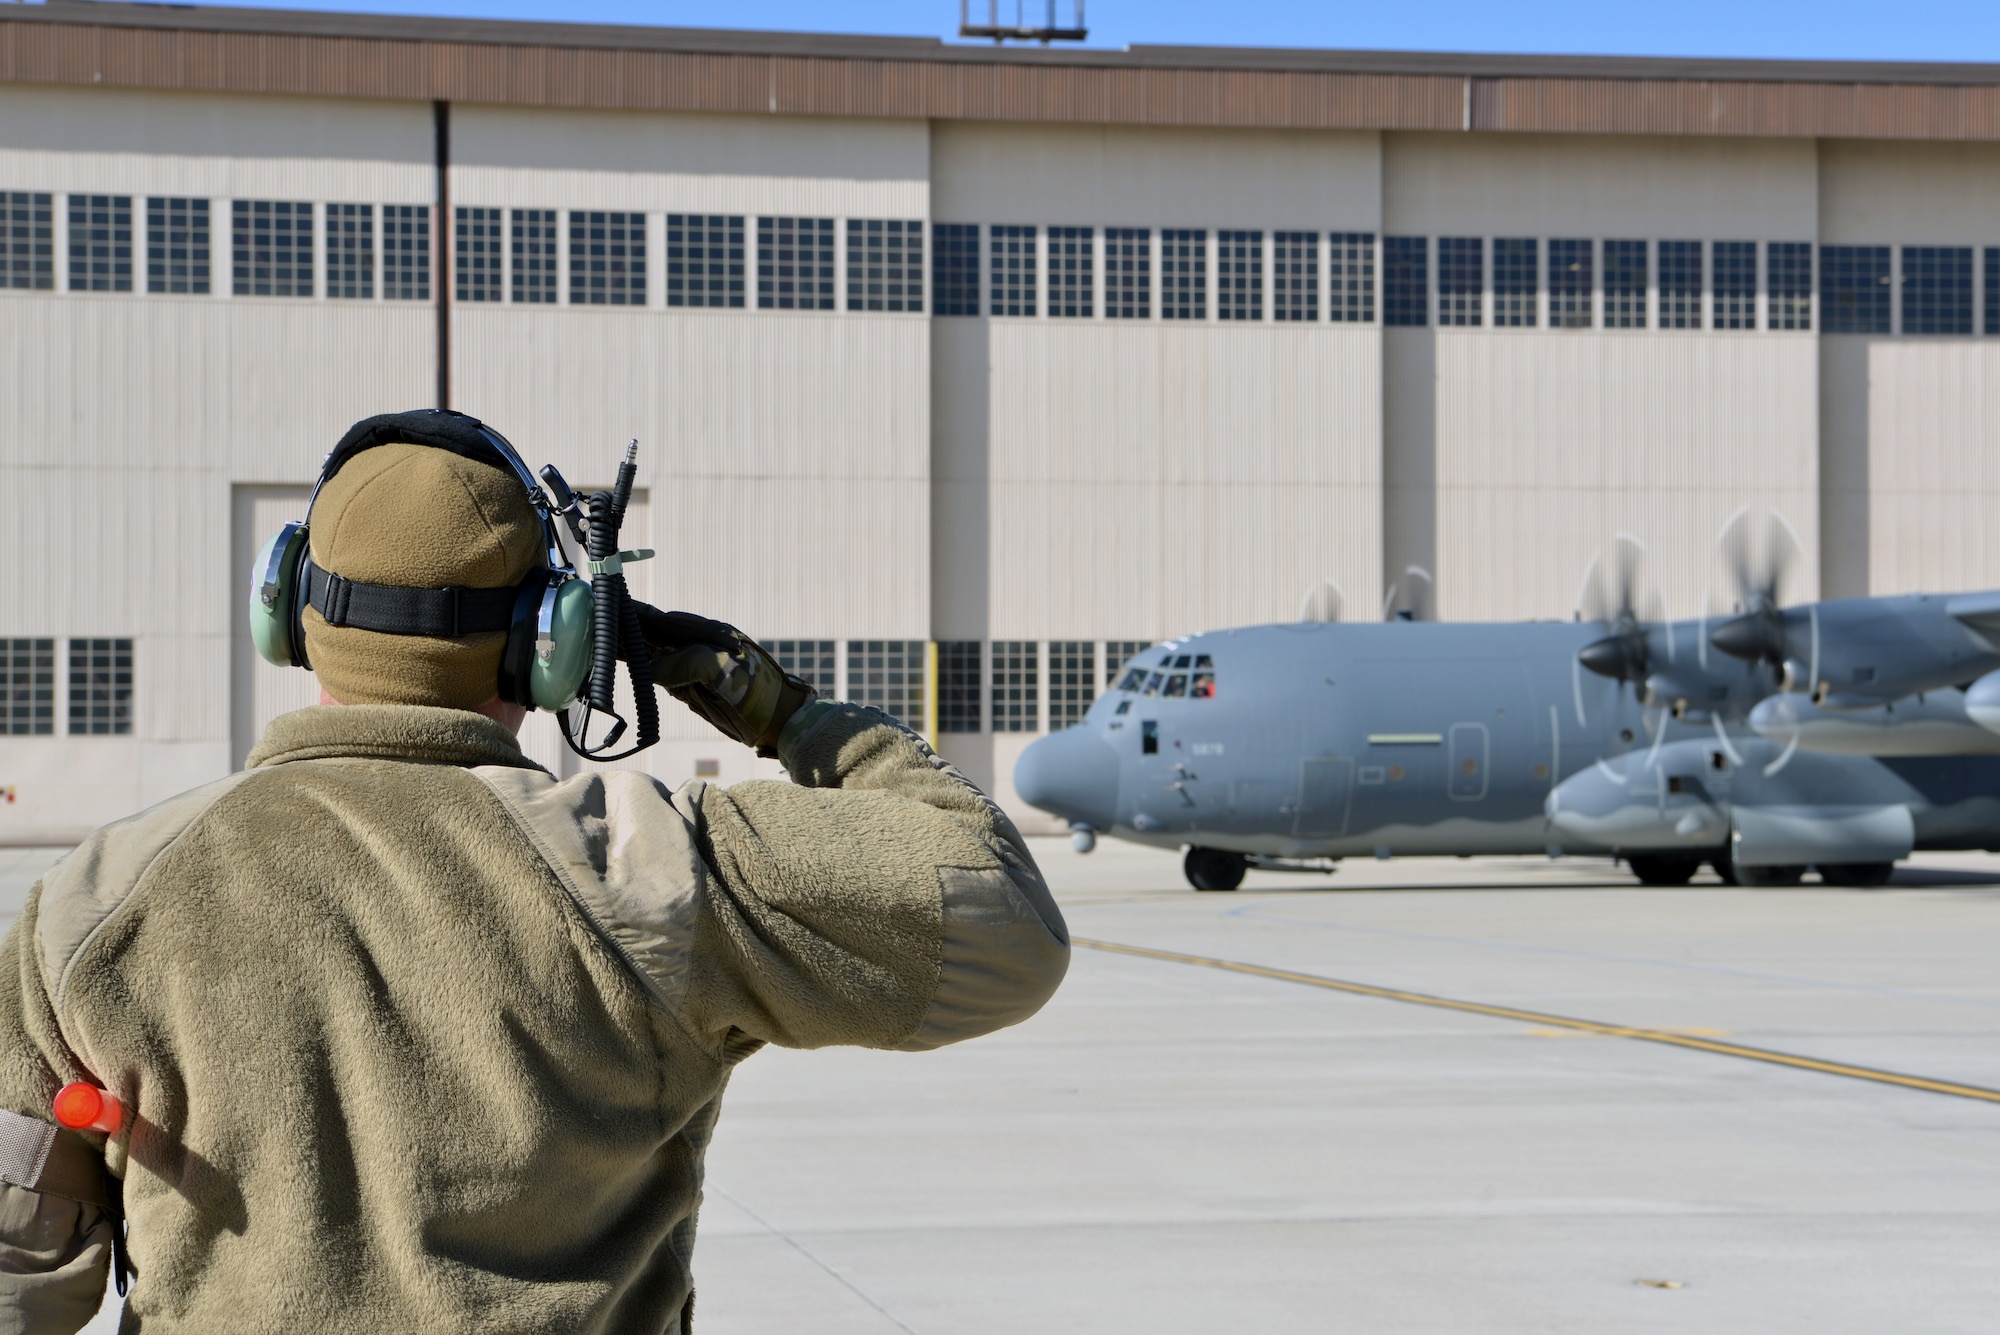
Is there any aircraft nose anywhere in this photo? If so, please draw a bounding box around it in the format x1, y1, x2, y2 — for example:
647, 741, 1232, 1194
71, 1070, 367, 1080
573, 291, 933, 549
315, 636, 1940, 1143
1013, 726, 1120, 831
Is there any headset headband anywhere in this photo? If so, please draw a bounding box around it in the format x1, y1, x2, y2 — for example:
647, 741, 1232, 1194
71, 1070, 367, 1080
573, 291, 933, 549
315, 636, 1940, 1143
310, 409, 569, 573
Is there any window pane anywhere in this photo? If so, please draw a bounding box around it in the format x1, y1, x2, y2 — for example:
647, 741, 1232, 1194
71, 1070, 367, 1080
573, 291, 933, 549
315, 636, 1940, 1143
325, 202, 374, 300
847, 218, 924, 314
234, 200, 312, 299
1046, 225, 1092, 318
1384, 235, 1426, 327
937, 640, 981, 733
1438, 237, 1482, 327
1988, 247, 2000, 337
69, 194, 133, 293
932, 223, 980, 317
1659, 240, 1702, 330
1105, 227, 1151, 319
1603, 240, 1647, 329
846, 640, 925, 726
1548, 238, 1591, 329
2, 192, 54, 291
1161, 228, 1205, 321
68, 638, 132, 736
1902, 245, 1972, 336
759, 216, 835, 311
511, 208, 559, 304
1713, 241, 1755, 330
1492, 237, 1536, 328
1326, 231, 1374, 324
382, 205, 430, 301
572, 210, 648, 307
1103, 641, 1152, 689
1048, 641, 1096, 729
666, 213, 742, 309
990, 641, 1039, 733
453, 206, 501, 303
988, 224, 1036, 317
0, 639, 54, 736
1768, 241, 1811, 331
146, 197, 209, 295
1216, 230, 1263, 321
1821, 245, 1890, 335
768, 640, 837, 699
1271, 232, 1317, 322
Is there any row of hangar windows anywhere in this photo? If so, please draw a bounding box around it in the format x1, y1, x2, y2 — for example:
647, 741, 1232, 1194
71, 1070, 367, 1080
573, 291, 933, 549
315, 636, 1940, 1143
0, 636, 1183, 744
0, 193, 925, 310
941, 230, 2000, 335
766, 639, 1174, 736
6, 192, 1985, 337
0, 639, 134, 737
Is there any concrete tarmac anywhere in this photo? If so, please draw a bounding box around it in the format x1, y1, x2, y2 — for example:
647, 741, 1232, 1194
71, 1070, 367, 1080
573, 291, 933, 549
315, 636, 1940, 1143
4, 839, 1996, 1332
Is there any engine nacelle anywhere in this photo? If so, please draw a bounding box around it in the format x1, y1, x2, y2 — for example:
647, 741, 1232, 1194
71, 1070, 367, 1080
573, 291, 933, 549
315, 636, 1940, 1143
1749, 689, 2000, 756
1963, 669, 2000, 735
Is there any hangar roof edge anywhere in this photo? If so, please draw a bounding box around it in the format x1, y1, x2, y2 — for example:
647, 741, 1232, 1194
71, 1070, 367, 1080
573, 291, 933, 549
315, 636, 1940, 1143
12, 1, 2000, 85
10, 0, 2000, 141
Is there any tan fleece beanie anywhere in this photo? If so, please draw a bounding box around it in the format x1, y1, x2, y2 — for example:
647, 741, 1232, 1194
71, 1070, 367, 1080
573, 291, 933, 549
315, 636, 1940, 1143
303, 442, 544, 710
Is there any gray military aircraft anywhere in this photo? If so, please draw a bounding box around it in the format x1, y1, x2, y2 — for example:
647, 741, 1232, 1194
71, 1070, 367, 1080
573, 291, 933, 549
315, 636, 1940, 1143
1014, 523, 2000, 891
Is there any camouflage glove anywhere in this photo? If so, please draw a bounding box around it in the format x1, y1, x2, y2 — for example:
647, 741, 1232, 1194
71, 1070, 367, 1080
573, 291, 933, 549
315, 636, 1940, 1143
635, 604, 816, 757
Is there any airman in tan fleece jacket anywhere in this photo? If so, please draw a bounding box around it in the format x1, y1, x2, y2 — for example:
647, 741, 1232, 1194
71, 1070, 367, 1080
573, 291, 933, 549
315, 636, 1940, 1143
0, 423, 1069, 1333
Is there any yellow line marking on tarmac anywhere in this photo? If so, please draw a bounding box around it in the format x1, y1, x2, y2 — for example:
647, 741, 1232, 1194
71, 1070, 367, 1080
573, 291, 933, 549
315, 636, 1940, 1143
1073, 937, 2000, 1106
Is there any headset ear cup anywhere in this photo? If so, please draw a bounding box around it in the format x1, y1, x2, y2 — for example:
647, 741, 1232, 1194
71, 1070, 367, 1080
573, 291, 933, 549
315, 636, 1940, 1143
248, 523, 312, 669
498, 577, 548, 709
531, 578, 595, 713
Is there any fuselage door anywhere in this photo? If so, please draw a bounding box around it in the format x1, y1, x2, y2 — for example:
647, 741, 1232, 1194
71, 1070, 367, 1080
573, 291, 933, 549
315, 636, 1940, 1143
1448, 723, 1489, 800
1293, 757, 1355, 838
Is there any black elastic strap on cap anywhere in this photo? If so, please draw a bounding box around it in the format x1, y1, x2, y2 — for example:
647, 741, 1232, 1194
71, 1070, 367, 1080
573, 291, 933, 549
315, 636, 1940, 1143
305, 560, 524, 638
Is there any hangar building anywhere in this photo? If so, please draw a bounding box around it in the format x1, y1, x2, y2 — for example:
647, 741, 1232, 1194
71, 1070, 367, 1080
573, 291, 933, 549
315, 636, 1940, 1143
4, 1, 2000, 837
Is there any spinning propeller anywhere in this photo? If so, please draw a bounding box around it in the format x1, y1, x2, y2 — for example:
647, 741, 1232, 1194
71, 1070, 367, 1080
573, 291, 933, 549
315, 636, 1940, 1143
1576, 535, 1662, 688
1707, 507, 1801, 673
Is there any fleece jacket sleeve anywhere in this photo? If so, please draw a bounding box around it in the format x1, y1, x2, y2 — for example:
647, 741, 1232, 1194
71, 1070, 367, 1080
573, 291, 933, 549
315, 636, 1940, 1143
0, 894, 115, 1335
683, 704, 1069, 1053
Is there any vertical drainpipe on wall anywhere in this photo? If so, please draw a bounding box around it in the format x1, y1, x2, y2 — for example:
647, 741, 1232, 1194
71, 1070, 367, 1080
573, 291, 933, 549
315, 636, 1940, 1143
434, 99, 451, 410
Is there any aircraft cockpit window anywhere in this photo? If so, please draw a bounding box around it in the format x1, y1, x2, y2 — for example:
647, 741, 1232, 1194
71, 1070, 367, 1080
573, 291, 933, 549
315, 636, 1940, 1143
1116, 667, 1148, 693
1191, 672, 1216, 699
1171, 655, 1191, 669
1142, 671, 1164, 696
1163, 674, 1188, 698
1194, 654, 1213, 669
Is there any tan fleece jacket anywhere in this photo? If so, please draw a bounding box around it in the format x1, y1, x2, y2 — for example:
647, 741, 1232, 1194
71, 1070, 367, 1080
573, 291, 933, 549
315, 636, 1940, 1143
0, 702, 1067, 1334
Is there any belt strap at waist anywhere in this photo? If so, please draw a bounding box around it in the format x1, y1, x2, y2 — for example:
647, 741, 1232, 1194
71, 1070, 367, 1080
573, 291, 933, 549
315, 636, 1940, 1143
0, 1107, 118, 1212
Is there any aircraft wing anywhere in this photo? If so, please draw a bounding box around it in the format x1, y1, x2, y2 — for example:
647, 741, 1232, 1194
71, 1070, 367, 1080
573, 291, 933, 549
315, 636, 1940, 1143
1944, 591, 2000, 642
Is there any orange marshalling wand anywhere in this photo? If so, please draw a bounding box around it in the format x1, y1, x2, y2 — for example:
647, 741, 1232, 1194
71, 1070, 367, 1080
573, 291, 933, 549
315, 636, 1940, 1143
52, 1083, 122, 1134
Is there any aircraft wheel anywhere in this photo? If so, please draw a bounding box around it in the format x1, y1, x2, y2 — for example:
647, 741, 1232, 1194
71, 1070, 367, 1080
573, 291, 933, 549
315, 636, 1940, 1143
1819, 862, 1895, 888
1626, 854, 1699, 886
1711, 850, 1806, 887
1738, 864, 1807, 887
1184, 847, 1247, 892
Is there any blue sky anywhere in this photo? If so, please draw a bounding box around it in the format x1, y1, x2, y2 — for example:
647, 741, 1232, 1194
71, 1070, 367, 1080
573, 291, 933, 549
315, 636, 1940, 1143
161, 0, 2000, 63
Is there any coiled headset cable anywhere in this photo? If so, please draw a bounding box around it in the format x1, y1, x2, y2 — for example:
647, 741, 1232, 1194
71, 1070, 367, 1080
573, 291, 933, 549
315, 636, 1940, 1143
559, 440, 661, 762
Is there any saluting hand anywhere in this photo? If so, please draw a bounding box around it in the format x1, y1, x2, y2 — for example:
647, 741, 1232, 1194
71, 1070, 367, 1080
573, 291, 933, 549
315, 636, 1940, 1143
635, 604, 817, 757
